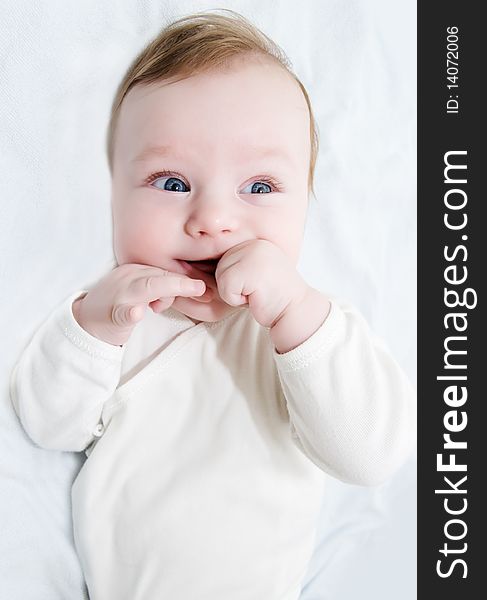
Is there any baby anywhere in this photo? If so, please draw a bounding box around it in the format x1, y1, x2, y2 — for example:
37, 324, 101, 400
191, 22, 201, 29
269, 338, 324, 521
10, 10, 416, 600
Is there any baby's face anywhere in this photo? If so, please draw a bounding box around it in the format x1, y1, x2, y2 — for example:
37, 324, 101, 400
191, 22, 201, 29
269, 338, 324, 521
111, 57, 311, 322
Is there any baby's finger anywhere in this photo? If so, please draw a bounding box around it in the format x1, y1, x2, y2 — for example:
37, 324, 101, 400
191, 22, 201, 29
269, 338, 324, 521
149, 298, 170, 313
149, 298, 175, 313
216, 274, 248, 306
224, 292, 248, 306
131, 274, 206, 302
112, 302, 146, 327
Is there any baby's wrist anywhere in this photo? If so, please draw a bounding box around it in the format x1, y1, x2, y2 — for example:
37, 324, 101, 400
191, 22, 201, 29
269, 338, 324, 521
71, 295, 124, 347
71, 297, 85, 326
270, 287, 331, 354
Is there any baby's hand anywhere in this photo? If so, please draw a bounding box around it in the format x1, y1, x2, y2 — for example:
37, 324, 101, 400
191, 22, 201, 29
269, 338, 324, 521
72, 263, 206, 346
215, 240, 309, 328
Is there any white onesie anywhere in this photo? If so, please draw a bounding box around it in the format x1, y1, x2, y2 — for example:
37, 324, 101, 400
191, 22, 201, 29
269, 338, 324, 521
10, 290, 416, 599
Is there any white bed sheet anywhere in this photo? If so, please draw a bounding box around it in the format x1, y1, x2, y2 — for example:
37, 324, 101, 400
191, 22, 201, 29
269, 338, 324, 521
0, 1, 416, 598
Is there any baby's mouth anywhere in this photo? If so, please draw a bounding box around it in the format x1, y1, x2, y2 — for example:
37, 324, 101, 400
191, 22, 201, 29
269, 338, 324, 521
181, 258, 220, 274
177, 257, 222, 303
179, 257, 222, 276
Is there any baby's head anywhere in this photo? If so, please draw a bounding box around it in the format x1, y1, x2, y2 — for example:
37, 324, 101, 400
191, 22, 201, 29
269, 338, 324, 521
106, 10, 319, 323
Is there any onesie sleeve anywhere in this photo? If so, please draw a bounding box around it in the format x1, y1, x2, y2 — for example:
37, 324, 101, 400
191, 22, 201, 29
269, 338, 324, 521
272, 298, 416, 486
9, 290, 125, 452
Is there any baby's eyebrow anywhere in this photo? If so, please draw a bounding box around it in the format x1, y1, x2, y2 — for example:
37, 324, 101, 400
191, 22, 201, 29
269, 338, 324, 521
131, 144, 293, 166
131, 145, 175, 164
239, 145, 292, 164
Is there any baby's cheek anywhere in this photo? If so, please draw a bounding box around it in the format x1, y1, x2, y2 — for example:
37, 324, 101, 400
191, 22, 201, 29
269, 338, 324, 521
259, 206, 306, 264
115, 232, 161, 266
271, 232, 303, 266
285, 218, 307, 262
114, 215, 175, 268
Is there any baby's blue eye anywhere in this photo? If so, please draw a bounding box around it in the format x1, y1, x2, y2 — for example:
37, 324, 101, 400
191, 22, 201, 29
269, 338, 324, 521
241, 181, 272, 194
152, 176, 189, 193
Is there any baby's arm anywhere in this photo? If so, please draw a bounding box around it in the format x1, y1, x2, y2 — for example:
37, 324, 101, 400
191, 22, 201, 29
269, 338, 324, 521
273, 298, 416, 486
10, 291, 124, 452
10, 263, 207, 452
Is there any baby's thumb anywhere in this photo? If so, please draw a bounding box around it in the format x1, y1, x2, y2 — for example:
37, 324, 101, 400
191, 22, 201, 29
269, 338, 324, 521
112, 303, 145, 327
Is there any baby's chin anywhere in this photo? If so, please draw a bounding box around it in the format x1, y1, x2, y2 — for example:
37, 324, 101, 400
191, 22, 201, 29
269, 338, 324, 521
171, 295, 246, 324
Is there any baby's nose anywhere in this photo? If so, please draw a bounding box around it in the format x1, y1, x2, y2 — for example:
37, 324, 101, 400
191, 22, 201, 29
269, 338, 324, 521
185, 203, 239, 238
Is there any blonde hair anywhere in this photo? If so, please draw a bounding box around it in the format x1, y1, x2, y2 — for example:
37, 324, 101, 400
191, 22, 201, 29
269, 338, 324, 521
106, 9, 319, 196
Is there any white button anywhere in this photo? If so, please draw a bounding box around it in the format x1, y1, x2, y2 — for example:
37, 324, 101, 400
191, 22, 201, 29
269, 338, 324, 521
93, 423, 105, 437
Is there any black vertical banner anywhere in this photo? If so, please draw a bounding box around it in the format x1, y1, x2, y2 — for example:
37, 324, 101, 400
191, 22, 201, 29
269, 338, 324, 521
418, 3, 485, 598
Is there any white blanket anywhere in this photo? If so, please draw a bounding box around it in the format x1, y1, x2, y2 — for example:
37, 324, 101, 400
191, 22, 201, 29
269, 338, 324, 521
0, 1, 416, 598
